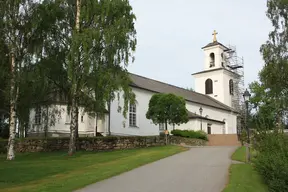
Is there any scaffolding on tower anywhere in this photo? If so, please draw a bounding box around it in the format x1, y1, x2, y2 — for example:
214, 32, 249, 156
223, 45, 245, 135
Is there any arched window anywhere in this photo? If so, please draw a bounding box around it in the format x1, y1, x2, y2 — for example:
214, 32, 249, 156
205, 79, 213, 94
209, 53, 215, 67
229, 79, 234, 95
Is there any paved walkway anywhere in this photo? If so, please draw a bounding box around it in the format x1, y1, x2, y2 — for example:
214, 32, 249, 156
76, 146, 238, 192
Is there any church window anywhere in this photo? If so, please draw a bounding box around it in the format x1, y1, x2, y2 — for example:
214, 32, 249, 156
229, 79, 234, 95
159, 123, 165, 131
35, 107, 41, 125
66, 111, 71, 124
207, 124, 212, 134
209, 53, 215, 67
129, 104, 137, 127
205, 79, 213, 94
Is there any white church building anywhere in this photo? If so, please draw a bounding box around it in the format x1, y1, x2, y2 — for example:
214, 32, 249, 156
28, 34, 240, 137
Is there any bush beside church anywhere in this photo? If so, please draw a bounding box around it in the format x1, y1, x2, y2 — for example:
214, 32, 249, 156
171, 129, 208, 141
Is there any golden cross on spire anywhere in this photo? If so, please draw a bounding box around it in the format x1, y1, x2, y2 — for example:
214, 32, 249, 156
212, 30, 218, 42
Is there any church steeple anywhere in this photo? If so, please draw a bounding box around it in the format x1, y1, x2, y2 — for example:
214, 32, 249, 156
201, 31, 229, 70
192, 31, 235, 108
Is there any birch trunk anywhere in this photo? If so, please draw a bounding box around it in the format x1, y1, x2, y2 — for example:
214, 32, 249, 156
7, 53, 16, 160
75, 96, 79, 139
68, 0, 81, 155
68, 96, 78, 155
95, 115, 98, 136
74, 0, 81, 140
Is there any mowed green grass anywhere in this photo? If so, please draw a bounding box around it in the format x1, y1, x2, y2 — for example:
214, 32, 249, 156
231, 146, 246, 162
0, 145, 187, 192
223, 146, 268, 192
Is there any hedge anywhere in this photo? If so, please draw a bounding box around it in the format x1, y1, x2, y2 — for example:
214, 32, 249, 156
170, 129, 208, 141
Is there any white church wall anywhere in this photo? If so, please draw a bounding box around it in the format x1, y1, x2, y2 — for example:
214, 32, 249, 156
223, 70, 236, 107
110, 88, 173, 136
176, 118, 225, 134
29, 104, 97, 136
185, 101, 237, 134
175, 119, 198, 131
193, 69, 237, 109
193, 70, 226, 104
27, 88, 237, 137
109, 87, 237, 136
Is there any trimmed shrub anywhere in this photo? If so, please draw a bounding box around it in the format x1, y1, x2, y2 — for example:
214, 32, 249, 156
253, 132, 288, 192
170, 129, 208, 141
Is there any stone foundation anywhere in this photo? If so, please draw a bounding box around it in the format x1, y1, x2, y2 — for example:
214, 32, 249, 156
0, 136, 207, 153
27, 132, 95, 138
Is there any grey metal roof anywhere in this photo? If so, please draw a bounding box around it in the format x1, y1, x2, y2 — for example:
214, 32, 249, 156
201, 41, 230, 50
192, 67, 240, 77
129, 73, 237, 113
187, 111, 225, 124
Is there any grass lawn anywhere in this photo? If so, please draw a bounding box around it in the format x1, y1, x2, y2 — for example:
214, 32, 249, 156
231, 146, 246, 162
0, 145, 186, 192
231, 145, 258, 163
222, 146, 267, 192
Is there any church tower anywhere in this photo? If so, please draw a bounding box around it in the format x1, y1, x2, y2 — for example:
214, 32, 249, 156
192, 31, 242, 108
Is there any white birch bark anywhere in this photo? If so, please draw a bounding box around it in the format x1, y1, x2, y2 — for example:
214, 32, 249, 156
7, 52, 16, 160
68, 0, 81, 155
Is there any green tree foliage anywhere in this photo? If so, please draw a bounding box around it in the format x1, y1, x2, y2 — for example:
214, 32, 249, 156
257, 0, 288, 127
186, 87, 194, 91
0, 0, 52, 160
37, 0, 137, 154
146, 93, 189, 130
254, 132, 288, 192
0, 0, 68, 159
252, 1, 288, 191
249, 81, 277, 130
247, 0, 288, 131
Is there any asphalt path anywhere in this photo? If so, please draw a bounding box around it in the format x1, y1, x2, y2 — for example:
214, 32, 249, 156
76, 146, 238, 192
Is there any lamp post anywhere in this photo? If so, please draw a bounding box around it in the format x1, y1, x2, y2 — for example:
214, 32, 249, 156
243, 89, 251, 163
199, 107, 203, 131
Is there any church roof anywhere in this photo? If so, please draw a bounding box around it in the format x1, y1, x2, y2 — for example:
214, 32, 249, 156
192, 67, 240, 76
129, 73, 237, 113
201, 41, 230, 50
187, 111, 225, 124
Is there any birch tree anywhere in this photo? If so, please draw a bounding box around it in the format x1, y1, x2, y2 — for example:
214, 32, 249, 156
67, 0, 137, 154
0, 0, 49, 160
39, 0, 136, 155
255, 0, 288, 130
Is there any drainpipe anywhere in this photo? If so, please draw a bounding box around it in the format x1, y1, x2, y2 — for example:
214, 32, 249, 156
108, 101, 111, 136
94, 114, 98, 137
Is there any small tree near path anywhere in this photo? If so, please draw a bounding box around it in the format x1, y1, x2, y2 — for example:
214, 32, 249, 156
146, 93, 189, 131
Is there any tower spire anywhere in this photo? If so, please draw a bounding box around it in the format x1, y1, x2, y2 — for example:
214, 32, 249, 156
212, 30, 218, 42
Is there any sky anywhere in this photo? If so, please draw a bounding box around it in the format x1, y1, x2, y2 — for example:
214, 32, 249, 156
128, 0, 273, 90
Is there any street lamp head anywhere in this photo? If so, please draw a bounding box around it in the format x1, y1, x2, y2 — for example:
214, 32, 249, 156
243, 89, 251, 102
199, 107, 203, 115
